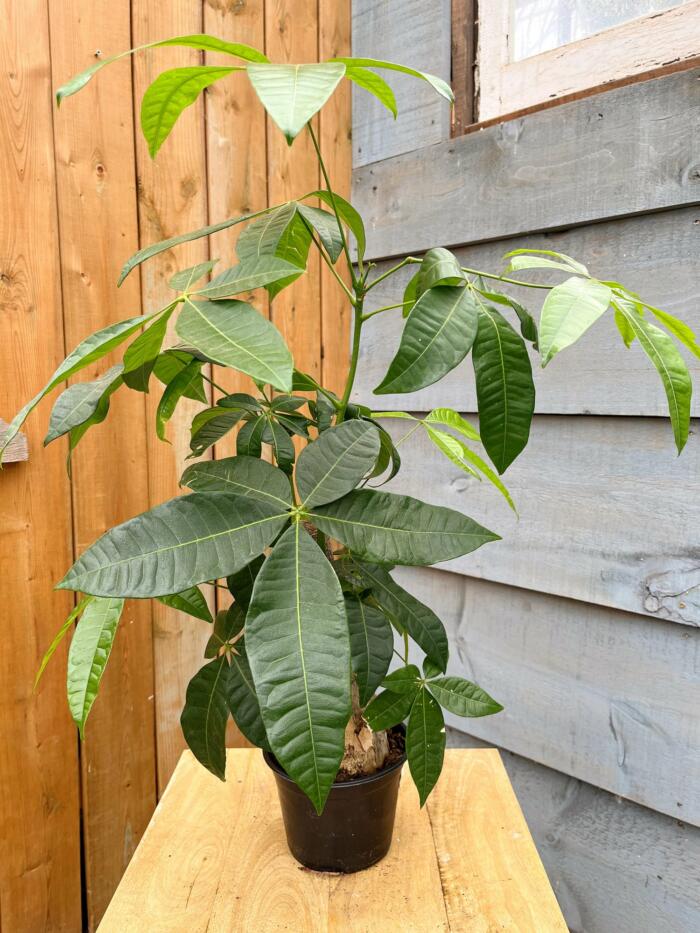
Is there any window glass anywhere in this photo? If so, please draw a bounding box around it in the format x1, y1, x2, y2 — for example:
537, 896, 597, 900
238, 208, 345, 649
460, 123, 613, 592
511, 0, 690, 61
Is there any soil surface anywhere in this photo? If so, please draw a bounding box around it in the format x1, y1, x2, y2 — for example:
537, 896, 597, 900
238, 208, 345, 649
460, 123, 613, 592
335, 727, 405, 783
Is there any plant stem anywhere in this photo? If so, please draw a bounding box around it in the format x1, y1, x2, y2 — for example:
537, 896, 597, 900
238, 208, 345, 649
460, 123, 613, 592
337, 293, 364, 421
464, 267, 552, 289
403, 630, 410, 665
364, 256, 420, 292
200, 371, 229, 396
361, 299, 413, 321
308, 226, 355, 302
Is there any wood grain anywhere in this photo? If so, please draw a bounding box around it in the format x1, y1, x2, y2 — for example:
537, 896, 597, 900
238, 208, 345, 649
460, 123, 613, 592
131, 0, 214, 792
351, 0, 452, 167
448, 730, 700, 933
100, 749, 562, 931
399, 566, 700, 824
382, 414, 700, 626
353, 66, 700, 261
48, 2, 158, 924
0, 1, 82, 928
450, 0, 476, 135
352, 206, 700, 416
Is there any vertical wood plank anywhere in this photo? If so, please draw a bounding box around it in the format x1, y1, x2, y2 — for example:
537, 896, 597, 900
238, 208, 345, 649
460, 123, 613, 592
265, 0, 322, 385
0, 1, 82, 928
318, 0, 352, 397
131, 0, 214, 791
450, 0, 476, 134
47, 2, 158, 925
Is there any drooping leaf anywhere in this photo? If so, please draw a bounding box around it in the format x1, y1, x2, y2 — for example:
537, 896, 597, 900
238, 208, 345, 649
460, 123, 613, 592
226, 554, 265, 609
353, 562, 448, 671
246, 523, 350, 813
122, 310, 175, 391
329, 57, 454, 104
227, 638, 270, 750
219, 392, 263, 413
247, 62, 346, 143
401, 270, 421, 318
65, 377, 123, 471
427, 676, 503, 717
424, 408, 480, 442
455, 443, 517, 513
424, 426, 480, 480
155, 359, 204, 441
262, 420, 295, 472
58, 493, 289, 597
382, 664, 422, 694
309, 489, 499, 567
189, 408, 246, 458
538, 277, 612, 366
422, 657, 442, 679
417, 248, 464, 292
503, 248, 588, 277
472, 304, 535, 474
154, 350, 207, 402
296, 204, 344, 262
614, 306, 637, 348
180, 657, 230, 780
296, 420, 380, 508
181, 455, 292, 508
305, 190, 366, 260
616, 301, 692, 453
169, 260, 219, 292
141, 66, 241, 158
157, 585, 212, 623
67, 596, 125, 736
645, 304, 700, 359
345, 596, 394, 705
45, 365, 124, 445
35, 596, 94, 690
368, 419, 402, 484
176, 298, 293, 392
344, 65, 397, 117
474, 286, 539, 348
1, 312, 158, 463
236, 203, 299, 262
56, 34, 268, 105
236, 414, 267, 458
193, 256, 303, 300
374, 285, 478, 395
406, 688, 445, 806
364, 688, 415, 731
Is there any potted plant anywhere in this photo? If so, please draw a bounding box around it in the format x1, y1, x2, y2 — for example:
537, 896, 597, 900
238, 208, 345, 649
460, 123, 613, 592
3, 34, 694, 873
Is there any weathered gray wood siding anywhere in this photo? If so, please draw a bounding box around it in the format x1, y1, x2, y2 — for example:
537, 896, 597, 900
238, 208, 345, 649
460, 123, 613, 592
352, 3, 700, 929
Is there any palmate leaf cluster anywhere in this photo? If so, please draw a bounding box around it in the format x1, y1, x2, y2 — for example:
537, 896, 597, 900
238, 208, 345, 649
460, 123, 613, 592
6, 35, 695, 814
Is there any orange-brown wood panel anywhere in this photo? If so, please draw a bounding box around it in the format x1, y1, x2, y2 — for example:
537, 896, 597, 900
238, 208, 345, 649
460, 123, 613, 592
131, 0, 215, 792
319, 0, 352, 396
47, 1, 158, 926
0, 1, 82, 930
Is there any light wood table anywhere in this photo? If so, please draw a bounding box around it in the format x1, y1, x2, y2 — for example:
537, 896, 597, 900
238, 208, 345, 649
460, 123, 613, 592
99, 749, 566, 931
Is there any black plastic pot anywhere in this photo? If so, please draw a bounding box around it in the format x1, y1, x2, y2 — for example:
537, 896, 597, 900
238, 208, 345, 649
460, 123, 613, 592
264, 731, 406, 873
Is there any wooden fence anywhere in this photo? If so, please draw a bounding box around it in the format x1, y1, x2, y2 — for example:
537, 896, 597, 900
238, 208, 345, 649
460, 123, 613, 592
0, 1, 350, 929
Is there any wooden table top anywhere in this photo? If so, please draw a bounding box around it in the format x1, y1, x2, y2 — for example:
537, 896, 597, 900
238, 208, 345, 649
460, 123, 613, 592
98, 748, 566, 931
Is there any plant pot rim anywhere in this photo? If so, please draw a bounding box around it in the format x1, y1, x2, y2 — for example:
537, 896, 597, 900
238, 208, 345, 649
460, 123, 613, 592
263, 727, 406, 790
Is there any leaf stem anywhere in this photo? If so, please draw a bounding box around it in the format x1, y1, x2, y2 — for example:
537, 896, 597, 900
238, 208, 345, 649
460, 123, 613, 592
463, 267, 552, 290
365, 256, 420, 292
361, 299, 413, 321
200, 371, 229, 396
337, 292, 365, 421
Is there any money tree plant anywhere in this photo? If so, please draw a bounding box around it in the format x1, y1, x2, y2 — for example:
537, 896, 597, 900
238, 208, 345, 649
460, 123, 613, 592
3, 35, 695, 815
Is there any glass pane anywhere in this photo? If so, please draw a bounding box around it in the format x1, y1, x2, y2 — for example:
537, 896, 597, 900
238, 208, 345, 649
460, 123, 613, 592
511, 0, 690, 61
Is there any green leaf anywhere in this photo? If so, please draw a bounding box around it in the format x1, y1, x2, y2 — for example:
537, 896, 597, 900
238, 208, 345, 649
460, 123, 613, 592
401, 270, 421, 318
330, 57, 454, 104
296, 204, 343, 262
35, 596, 94, 690
503, 248, 588, 277
227, 638, 270, 750
204, 604, 244, 659
194, 257, 303, 300
364, 688, 415, 731
345, 596, 393, 705
246, 523, 350, 814
407, 688, 445, 806
305, 190, 366, 260
374, 285, 478, 395
539, 277, 612, 366
344, 65, 397, 117
424, 426, 480, 480
219, 392, 263, 413
1, 311, 157, 463
427, 676, 503, 717
297, 420, 380, 508
424, 408, 480, 442
65, 377, 123, 472
353, 563, 448, 671
263, 420, 295, 473
616, 301, 692, 453
176, 298, 293, 392
382, 664, 422, 694
122, 310, 175, 392
157, 586, 212, 623
141, 66, 241, 158
45, 365, 123, 445
472, 305, 535, 474
67, 596, 125, 736
169, 260, 219, 292
181, 455, 292, 508
474, 286, 539, 348
455, 443, 517, 513
189, 408, 245, 458
614, 307, 637, 348
236, 414, 267, 458
645, 304, 700, 359
368, 420, 402, 484
422, 657, 442, 679
247, 63, 346, 143
417, 248, 464, 292
56, 34, 268, 105
180, 657, 230, 780
236, 203, 299, 262
154, 350, 207, 402
58, 493, 289, 597
226, 555, 265, 609
155, 359, 203, 441
310, 489, 499, 567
